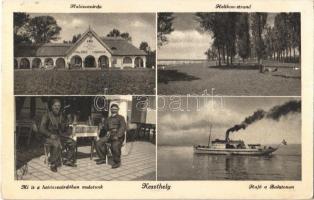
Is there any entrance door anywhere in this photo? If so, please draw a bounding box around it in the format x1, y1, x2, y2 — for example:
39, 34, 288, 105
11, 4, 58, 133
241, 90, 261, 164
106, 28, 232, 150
84, 56, 96, 68
98, 55, 109, 68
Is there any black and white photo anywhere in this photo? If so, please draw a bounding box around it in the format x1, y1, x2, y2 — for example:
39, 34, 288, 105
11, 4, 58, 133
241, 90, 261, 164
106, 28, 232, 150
15, 96, 156, 180
14, 13, 156, 95
2, 0, 313, 199
157, 96, 301, 180
157, 12, 301, 96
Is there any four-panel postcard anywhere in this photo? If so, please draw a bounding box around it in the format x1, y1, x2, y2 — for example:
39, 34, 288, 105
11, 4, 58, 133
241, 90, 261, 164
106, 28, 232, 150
2, 0, 313, 199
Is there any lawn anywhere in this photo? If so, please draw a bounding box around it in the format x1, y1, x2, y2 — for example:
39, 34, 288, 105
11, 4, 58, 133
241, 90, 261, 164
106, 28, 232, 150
158, 61, 301, 96
15, 69, 155, 95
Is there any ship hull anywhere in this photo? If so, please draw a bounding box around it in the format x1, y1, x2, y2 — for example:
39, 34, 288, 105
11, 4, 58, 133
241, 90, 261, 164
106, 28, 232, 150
193, 146, 278, 156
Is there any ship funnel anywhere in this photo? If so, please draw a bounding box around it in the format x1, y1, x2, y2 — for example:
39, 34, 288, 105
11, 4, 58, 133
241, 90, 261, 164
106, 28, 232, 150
225, 130, 230, 142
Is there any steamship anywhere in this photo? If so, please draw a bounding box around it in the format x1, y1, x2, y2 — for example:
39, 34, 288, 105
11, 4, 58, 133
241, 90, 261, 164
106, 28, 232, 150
193, 125, 286, 156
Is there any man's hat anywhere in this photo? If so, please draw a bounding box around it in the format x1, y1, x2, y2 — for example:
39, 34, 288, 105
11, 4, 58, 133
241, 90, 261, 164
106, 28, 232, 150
110, 103, 119, 109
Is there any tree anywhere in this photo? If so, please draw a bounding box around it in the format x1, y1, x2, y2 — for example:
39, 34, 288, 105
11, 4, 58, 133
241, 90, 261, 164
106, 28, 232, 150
107, 29, 121, 37
139, 41, 150, 53
277, 14, 288, 61
225, 13, 238, 65
212, 39, 221, 65
106, 29, 132, 41
120, 32, 132, 42
146, 50, 156, 68
236, 13, 250, 62
204, 48, 217, 61
64, 33, 82, 44
72, 33, 81, 43
196, 13, 239, 66
196, 13, 224, 66
250, 13, 268, 64
157, 13, 175, 48
287, 13, 301, 62
14, 13, 31, 45
28, 16, 62, 43
269, 13, 301, 63
264, 26, 275, 60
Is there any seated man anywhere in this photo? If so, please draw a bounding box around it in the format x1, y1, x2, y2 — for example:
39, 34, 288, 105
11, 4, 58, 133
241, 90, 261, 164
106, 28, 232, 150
95, 104, 126, 169
39, 98, 77, 172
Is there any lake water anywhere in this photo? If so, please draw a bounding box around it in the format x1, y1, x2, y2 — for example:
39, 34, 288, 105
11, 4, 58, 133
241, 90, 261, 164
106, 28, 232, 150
157, 144, 301, 180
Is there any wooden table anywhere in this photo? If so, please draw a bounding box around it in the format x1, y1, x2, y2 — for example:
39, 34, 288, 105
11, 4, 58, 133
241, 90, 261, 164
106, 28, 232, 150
70, 124, 99, 160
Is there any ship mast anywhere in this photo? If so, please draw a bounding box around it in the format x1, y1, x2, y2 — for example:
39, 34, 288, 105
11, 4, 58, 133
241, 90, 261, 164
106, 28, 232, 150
208, 123, 212, 147
207, 102, 213, 147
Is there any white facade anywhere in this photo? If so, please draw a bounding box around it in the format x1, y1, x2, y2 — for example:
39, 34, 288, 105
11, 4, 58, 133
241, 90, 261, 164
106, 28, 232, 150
14, 29, 146, 70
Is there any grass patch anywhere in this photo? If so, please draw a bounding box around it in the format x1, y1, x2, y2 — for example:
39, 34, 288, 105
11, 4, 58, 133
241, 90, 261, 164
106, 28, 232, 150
158, 62, 301, 96
15, 69, 155, 95
158, 69, 200, 84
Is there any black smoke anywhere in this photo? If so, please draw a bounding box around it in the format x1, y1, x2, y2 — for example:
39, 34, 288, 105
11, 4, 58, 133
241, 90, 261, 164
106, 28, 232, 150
266, 100, 301, 120
225, 100, 301, 141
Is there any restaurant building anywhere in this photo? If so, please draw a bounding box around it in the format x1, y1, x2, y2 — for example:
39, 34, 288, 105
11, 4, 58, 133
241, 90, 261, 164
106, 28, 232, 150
14, 27, 147, 69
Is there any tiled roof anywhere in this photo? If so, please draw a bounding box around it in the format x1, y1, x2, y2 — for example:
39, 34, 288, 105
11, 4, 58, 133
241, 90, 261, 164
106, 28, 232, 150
14, 43, 72, 57
102, 37, 146, 56
15, 34, 146, 57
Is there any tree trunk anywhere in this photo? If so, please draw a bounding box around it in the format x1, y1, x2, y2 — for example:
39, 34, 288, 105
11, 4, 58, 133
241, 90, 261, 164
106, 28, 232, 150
226, 45, 229, 66
298, 46, 301, 64
217, 45, 221, 66
280, 51, 283, 62
257, 15, 262, 65
222, 45, 226, 63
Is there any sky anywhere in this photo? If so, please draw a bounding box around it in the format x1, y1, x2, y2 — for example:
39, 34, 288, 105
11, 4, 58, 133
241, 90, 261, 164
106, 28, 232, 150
158, 97, 301, 146
29, 13, 156, 50
158, 13, 277, 60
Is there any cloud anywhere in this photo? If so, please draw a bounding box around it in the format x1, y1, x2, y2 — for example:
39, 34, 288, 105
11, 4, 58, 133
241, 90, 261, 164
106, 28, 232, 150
73, 19, 84, 27
168, 30, 209, 43
231, 114, 301, 144
131, 20, 146, 28
159, 101, 243, 131
158, 100, 301, 146
158, 127, 210, 146
62, 18, 84, 28
158, 30, 212, 59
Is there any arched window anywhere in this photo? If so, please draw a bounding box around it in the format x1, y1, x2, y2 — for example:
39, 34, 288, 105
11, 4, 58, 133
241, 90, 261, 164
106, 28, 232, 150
84, 55, 96, 68
134, 57, 144, 68
32, 58, 42, 69
98, 55, 109, 68
122, 57, 132, 64
20, 58, 30, 69
44, 58, 54, 67
70, 55, 82, 68
56, 58, 65, 68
